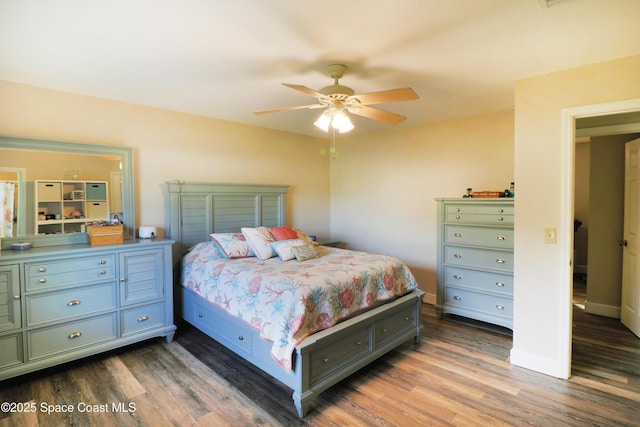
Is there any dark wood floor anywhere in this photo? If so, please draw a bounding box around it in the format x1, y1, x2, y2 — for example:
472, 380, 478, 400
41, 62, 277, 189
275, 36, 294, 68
1, 281, 639, 426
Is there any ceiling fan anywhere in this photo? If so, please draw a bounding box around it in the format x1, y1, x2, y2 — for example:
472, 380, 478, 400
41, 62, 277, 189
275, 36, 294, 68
253, 64, 419, 133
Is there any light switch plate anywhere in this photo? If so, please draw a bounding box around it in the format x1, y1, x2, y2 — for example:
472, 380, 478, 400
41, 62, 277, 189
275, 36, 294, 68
544, 227, 557, 244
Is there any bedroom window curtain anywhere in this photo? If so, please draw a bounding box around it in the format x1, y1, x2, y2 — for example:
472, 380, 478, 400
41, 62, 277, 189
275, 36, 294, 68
0, 182, 15, 238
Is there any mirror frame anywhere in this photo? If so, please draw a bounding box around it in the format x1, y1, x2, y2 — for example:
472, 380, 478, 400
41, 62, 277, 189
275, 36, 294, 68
0, 135, 135, 246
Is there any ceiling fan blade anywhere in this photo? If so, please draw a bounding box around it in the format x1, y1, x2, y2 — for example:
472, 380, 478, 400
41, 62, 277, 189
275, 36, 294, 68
282, 83, 326, 99
350, 105, 407, 125
253, 104, 325, 115
352, 87, 418, 105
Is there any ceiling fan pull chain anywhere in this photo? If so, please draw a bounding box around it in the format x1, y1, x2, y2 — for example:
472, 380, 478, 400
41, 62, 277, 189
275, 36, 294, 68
331, 127, 337, 160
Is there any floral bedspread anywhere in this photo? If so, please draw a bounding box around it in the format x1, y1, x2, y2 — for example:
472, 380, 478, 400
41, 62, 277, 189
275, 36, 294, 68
181, 241, 419, 371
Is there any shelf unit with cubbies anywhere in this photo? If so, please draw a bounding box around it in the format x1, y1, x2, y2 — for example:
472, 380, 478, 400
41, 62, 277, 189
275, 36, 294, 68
28, 180, 110, 235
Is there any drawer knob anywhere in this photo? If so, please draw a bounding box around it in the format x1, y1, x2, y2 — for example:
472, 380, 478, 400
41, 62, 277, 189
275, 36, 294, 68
498, 217, 504, 221
496, 305, 505, 310
381, 328, 387, 333
99, 259, 107, 265
99, 270, 107, 275
14, 294, 20, 300
454, 232, 462, 237
454, 253, 462, 258
496, 236, 506, 240
120, 278, 126, 283
496, 258, 506, 264
38, 267, 47, 273
198, 313, 204, 318
456, 208, 460, 212
453, 274, 462, 279
495, 282, 505, 287
456, 215, 461, 219
453, 295, 462, 301
68, 331, 82, 339
67, 299, 81, 306
138, 315, 149, 322
322, 357, 329, 364
39, 278, 47, 284
238, 336, 244, 341
355, 340, 362, 346
403, 316, 409, 321
498, 209, 504, 213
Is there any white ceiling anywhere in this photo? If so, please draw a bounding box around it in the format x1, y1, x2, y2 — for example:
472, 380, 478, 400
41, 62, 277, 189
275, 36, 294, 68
1, 0, 639, 137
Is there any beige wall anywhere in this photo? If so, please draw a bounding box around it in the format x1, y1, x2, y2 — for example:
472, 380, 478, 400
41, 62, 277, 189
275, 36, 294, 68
512, 54, 640, 377
330, 110, 515, 299
0, 81, 332, 239
0, 149, 120, 182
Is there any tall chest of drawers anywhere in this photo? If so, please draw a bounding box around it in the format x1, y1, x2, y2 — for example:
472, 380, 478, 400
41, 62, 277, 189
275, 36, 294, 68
435, 198, 514, 329
0, 239, 176, 380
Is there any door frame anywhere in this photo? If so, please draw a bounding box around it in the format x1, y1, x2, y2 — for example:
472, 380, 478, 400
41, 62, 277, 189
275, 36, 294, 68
560, 98, 640, 375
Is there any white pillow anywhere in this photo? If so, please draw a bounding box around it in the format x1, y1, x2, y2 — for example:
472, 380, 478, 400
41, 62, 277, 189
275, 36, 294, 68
271, 238, 305, 261
241, 226, 276, 260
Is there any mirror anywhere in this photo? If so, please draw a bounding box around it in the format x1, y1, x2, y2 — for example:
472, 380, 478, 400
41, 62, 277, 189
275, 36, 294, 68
0, 136, 134, 246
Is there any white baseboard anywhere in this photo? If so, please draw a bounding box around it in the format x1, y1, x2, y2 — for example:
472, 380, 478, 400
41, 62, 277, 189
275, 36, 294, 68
510, 348, 570, 379
585, 301, 620, 318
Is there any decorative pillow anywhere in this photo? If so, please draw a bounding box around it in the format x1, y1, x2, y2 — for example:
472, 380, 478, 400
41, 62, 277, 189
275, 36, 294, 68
291, 243, 319, 262
187, 241, 223, 259
293, 228, 319, 246
269, 225, 298, 241
209, 233, 255, 258
241, 226, 276, 260
271, 238, 305, 261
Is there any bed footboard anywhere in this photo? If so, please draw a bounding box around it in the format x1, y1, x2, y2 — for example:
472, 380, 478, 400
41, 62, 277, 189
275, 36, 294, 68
181, 286, 425, 417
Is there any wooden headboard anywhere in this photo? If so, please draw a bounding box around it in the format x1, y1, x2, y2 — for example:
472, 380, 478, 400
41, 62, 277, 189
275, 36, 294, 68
166, 181, 289, 255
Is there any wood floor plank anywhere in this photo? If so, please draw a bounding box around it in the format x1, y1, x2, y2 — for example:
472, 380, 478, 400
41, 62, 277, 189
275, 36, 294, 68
102, 356, 146, 399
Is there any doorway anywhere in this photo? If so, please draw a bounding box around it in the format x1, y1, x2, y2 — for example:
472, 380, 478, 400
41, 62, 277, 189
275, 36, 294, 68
563, 99, 640, 375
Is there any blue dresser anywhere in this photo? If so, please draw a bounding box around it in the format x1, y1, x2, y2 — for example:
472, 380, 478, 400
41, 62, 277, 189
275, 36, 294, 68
0, 239, 176, 380
435, 198, 514, 329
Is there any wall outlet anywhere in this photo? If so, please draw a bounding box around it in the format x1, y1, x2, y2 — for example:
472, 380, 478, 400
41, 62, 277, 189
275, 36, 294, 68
544, 227, 557, 244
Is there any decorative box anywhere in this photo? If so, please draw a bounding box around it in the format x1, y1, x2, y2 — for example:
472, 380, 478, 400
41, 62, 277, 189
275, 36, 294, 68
472, 191, 503, 198
87, 224, 123, 245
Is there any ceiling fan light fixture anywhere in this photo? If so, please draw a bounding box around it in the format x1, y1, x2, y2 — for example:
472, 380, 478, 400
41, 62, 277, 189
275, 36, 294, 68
332, 110, 354, 133
314, 108, 354, 133
314, 110, 332, 132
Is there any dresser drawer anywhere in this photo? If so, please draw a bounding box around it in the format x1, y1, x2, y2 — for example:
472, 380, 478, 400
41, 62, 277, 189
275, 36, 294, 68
0, 333, 23, 369
26, 282, 116, 326
446, 212, 513, 226
26, 255, 116, 291
444, 267, 513, 296
446, 203, 513, 216
121, 302, 164, 336
374, 304, 418, 349
28, 313, 117, 360
192, 299, 252, 357
444, 225, 513, 249
309, 325, 371, 385
443, 286, 513, 318
446, 204, 513, 226
444, 246, 513, 272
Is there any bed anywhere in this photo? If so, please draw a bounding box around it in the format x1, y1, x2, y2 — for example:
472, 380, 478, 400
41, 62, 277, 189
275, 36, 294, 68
166, 181, 425, 417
